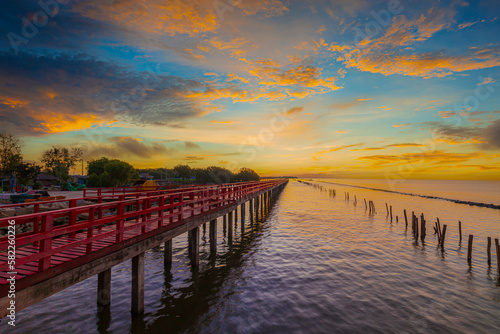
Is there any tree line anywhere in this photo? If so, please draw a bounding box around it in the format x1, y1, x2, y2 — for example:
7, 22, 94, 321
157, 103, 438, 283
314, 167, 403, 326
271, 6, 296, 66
0, 131, 259, 190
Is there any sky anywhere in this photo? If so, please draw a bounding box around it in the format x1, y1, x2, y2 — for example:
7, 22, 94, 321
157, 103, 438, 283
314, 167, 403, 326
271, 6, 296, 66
1, 0, 500, 180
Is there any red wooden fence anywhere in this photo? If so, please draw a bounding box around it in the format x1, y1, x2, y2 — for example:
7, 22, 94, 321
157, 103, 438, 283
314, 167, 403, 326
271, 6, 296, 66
0, 180, 284, 294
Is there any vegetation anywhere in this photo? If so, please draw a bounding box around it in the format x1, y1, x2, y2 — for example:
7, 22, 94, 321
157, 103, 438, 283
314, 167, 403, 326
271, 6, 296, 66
0, 132, 262, 190
0, 131, 22, 177
87, 157, 138, 187
41, 146, 83, 185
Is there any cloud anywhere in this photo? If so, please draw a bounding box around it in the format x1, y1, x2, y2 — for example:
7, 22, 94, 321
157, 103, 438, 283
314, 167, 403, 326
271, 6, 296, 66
184, 141, 201, 150
357, 98, 372, 101
0, 52, 215, 135
477, 77, 496, 85
481, 119, 500, 149
183, 155, 205, 162
393, 123, 410, 128
74, 0, 288, 40
358, 151, 484, 167
425, 121, 483, 144
206, 37, 250, 58
351, 147, 385, 151
336, 130, 348, 134
286, 106, 305, 115
313, 143, 363, 160
385, 143, 426, 148
210, 120, 239, 124
334, 7, 500, 78
438, 111, 457, 119
248, 60, 341, 94
85, 136, 175, 159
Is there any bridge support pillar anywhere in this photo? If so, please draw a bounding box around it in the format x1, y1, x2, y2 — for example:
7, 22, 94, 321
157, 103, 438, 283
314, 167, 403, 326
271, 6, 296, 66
228, 211, 233, 243
188, 227, 199, 267
131, 252, 145, 315
249, 199, 254, 223
164, 239, 172, 270
240, 203, 245, 232
255, 196, 259, 218
97, 268, 111, 306
209, 219, 217, 254
223, 215, 227, 234
234, 206, 238, 224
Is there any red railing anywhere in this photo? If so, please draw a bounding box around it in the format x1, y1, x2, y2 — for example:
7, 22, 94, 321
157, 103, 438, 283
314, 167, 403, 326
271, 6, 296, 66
82, 185, 178, 197
0, 180, 284, 282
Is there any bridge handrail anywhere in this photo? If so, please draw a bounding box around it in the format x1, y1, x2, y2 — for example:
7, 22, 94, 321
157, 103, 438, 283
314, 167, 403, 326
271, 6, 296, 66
0, 180, 285, 274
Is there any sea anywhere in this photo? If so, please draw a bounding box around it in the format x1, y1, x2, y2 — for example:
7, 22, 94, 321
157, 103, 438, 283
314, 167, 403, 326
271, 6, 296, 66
2, 179, 500, 333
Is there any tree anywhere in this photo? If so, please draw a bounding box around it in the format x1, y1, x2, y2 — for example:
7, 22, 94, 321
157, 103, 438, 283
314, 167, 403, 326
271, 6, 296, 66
41, 146, 83, 185
174, 164, 193, 179
104, 160, 138, 186
234, 168, 260, 182
0, 131, 22, 177
87, 157, 110, 177
17, 161, 41, 187
87, 157, 138, 187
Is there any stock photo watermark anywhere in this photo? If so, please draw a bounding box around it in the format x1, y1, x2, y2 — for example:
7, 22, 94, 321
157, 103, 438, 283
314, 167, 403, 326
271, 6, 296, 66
7, 0, 70, 55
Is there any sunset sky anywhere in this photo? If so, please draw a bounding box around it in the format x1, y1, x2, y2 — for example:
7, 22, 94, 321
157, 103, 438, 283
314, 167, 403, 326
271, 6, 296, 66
1, 0, 500, 179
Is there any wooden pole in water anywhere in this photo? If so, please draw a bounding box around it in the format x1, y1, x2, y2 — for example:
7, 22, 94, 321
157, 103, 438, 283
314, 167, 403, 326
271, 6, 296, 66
404, 209, 408, 227
495, 238, 500, 272
487, 237, 491, 266
364, 199, 367, 210
467, 235, 473, 265
440, 224, 447, 247
390, 206, 393, 222
458, 221, 462, 244
415, 217, 419, 239
421, 214, 426, 240
385, 203, 389, 215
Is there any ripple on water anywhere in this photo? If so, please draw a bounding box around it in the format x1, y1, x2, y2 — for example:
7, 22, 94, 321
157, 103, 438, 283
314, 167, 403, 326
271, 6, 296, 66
4, 181, 500, 334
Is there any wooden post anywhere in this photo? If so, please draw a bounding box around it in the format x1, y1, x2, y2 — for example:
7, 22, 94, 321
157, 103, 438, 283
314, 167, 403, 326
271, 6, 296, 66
390, 206, 393, 222
188, 227, 199, 267
404, 209, 408, 227
458, 221, 462, 243
209, 219, 217, 254
440, 225, 447, 247
228, 211, 233, 243
131, 252, 145, 314
97, 268, 111, 306
487, 237, 491, 266
364, 199, 367, 210
164, 239, 172, 269
223, 215, 227, 231
495, 239, 500, 272
250, 199, 254, 223
467, 235, 473, 265
385, 203, 389, 215
421, 214, 426, 240
235, 206, 238, 224
240, 203, 245, 226
415, 217, 419, 239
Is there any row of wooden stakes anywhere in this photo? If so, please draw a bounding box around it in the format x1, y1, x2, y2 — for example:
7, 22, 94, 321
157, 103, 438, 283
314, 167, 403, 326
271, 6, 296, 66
298, 181, 500, 272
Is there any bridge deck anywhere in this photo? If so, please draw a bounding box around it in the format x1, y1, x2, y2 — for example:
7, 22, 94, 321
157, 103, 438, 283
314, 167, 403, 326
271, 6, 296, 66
0, 180, 285, 297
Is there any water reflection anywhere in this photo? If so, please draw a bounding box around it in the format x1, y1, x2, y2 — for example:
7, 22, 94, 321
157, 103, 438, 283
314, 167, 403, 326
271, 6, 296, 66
140, 200, 276, 333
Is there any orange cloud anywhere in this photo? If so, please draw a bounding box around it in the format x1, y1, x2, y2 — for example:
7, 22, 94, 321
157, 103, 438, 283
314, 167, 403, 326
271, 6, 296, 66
286, 106, 305, 115
358, 151, 485, 167
210, 120, 239, 124
313, 143, 363, 160
393, 123, 410, 128
333, 8, 500, 78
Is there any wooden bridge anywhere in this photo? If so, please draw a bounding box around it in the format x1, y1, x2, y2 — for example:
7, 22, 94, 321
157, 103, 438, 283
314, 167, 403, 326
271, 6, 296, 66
0, 180, 288, 317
